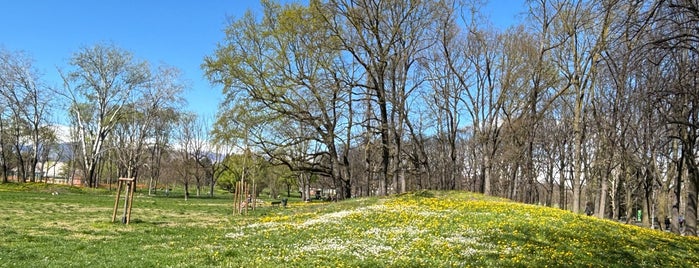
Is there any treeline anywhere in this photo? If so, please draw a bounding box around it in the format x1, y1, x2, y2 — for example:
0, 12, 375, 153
204, 0, 698, 235
2, 0, 697, 236
0, 42, 289, 202
1, 44, 205, 197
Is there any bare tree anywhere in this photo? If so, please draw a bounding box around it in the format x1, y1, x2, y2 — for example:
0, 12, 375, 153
518, 0, 568, 204
527, 0, 613, 212
641, 0, 699, 235
0, 103, 10, 183
322, 0, 441, 195
174, 113, 201, 200
145, 106, 179, 195
420, 0, 471, 192
59, 44, 149, 187
0, 48, 54, 183
111, 65, 184, 183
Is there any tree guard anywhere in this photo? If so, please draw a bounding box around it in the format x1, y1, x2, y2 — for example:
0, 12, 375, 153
234, 181, 257, 215
112, 177, 136, 224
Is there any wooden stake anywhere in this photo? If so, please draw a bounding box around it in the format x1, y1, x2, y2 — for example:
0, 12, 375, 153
112, 178, 135, 224
111, 180, 124, 222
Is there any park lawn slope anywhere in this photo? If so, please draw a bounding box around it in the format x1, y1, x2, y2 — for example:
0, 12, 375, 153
0, 183, 697, 267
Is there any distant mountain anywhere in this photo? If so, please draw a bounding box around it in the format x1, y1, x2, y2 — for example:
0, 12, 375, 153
47, 142, 75, 162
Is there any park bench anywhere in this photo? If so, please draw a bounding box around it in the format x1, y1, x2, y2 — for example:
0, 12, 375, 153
270, 198, 288, 207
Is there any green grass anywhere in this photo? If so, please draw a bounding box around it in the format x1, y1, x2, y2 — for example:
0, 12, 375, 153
1, 182, 698, 267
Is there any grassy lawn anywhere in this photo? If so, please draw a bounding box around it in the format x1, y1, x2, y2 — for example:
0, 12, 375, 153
1, 183, 698, 267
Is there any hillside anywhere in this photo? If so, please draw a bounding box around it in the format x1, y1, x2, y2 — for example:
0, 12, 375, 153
0, 183, 697, 267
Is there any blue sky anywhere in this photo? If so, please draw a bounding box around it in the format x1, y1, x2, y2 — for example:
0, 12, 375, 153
0, 0, 525, 120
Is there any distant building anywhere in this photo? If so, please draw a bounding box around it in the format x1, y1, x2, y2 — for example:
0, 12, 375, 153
36, 161, 82, 185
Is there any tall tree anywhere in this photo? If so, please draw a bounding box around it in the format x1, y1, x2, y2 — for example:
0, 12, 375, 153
59, 44, 149, 187
206, 115, 234, 197
145, 106, 179, 195
512, 0, 567, 204
642, 0, 699, 235
112, 65, 184, 181
205, 0, 355, 198
174, 113, 201, 200
0, 48, 54, 183
322, 0, 440, 195
420, 0, 470, 192
530, 0, 612, 211
0, 103, 10, 183
593, 0, 643, 219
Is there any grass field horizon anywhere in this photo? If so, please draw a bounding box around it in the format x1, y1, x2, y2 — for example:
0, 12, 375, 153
1, 182, 698, 267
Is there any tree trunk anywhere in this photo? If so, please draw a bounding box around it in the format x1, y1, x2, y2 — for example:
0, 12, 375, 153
559, 150, 567, 210
598, 168, 609, 218
546, 161, 554, 207
148, 176, 155, 196
14, 143, 26, 183
610, 172, 619, 221
184, 182, 189, 201
86, 161, 97, 188
332, 156, 352, 200
625, 185, 634, 224
510, 163, 520, 201
377, 82, 390, 196
483, 160, 491, 195
672, 141, 683, 234
684, 144, 698, 236
300, 173, 309, 201
572, 108, 584, 213
641, 189, 651, 227
401, 169, 406, 193
210, 179, 216, 198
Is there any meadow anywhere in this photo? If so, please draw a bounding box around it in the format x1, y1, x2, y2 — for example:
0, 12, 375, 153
1, 183, 698, 267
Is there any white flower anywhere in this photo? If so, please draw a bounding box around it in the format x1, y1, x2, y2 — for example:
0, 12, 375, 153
224, 232, 244, 239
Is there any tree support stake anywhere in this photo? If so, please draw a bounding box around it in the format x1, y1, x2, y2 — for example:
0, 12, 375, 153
112, 177, 136, 224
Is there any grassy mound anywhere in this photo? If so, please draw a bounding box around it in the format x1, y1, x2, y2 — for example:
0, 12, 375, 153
224, 191, 699, 267
0, 182, 103, 194
0, 184, 697, 267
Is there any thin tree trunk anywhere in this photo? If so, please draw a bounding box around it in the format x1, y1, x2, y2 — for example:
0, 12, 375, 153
598, 164, 609, 218
684, 140, 698, 236
184, 182, 189, 201
559, 148, 567, 210
672, 140, 683, 234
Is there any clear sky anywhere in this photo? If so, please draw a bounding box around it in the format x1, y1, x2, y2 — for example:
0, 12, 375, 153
0, 0, 525, 120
